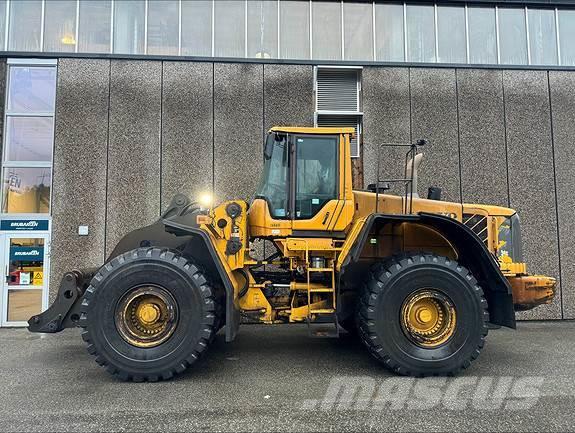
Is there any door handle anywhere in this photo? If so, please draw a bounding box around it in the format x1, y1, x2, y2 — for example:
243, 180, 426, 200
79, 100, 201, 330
322, 212, 330, 225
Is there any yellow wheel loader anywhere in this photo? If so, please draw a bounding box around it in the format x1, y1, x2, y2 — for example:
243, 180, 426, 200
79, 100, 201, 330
29, 127, 556, 381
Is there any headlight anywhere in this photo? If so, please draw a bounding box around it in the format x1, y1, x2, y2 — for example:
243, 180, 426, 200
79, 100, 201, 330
497, 214, 523, 262
198, 192, 213, 209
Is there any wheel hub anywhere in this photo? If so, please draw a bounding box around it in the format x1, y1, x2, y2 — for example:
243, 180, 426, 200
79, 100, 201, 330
115, 286, 178, 348
136, 302, 161, 325
401, 290, 456, 348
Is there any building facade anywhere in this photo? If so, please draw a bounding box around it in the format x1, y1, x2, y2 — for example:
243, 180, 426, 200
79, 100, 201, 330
0, 0, 573, 326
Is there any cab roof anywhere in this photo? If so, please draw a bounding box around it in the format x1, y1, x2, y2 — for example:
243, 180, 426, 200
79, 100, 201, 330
269, 126, 355, 135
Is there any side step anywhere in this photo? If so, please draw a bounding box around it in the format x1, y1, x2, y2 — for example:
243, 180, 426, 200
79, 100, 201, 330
307, 310, 339, 338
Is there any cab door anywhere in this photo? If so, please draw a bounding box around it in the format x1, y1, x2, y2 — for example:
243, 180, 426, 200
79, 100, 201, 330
291, 134, 353, 234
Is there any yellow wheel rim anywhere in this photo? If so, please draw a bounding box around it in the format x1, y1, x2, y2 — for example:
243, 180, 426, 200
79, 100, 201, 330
401, 290, 456, 348
115, 286, 178, 348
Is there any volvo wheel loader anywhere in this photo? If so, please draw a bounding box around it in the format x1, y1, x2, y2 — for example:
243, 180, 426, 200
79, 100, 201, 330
29, 127, 556, 381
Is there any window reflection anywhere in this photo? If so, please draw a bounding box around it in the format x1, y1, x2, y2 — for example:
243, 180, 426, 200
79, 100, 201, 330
312, 1, 342, 60
559, 10, 575, 66
78, 0, 111, 53
5, 117, 53, 162
406, 4, 435, 63
44, 0, 77, 53
181, 0, 212, 57
344, 1, 373, 61
113, 0, 145, 54
280, 0, 310, 59
8, 0, 42, 51
375, 3, 404, 62
2, 167, 51, 214
147, 0, 179, 56
8, 67, 57, 113
247, 0, 278, 59
1, 2, 572, 67
437, 6, 466, 63
468, 7, 497, 64
499, 8, 528, 65
214, 0, 245, 57
528, 9, 558, 65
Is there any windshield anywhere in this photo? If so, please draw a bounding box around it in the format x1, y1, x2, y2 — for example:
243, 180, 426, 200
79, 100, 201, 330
256, 134, 289, 218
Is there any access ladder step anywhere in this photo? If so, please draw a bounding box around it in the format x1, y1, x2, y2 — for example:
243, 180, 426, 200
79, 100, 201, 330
307, 312, 339, 338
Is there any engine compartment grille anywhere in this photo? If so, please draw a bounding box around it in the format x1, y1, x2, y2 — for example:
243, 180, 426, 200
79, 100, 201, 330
463, 214, 489, 245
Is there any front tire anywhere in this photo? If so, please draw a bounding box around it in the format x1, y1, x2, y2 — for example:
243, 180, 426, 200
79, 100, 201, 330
357, 253, 488, 376
80, 247, 219, 382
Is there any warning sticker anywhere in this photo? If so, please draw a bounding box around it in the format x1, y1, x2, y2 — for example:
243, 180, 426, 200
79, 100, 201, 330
33, 271, 43, 286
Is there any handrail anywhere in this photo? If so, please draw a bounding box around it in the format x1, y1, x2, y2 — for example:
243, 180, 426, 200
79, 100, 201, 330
375, 140, 427, 215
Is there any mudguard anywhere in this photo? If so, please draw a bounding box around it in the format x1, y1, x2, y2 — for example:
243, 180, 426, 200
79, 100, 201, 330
342, 212, 516, 329
29, 194, 240, 342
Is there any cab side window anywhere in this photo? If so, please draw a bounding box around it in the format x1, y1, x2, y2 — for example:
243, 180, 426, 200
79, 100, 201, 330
295, 136, 338, 219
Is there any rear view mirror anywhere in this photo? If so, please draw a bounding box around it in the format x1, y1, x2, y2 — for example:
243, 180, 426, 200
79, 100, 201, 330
264, 133, 285, 160
264, 135, 274, 160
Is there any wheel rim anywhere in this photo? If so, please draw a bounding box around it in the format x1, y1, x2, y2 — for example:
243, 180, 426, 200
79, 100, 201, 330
115, 286, 178, 348
400, 289, 456, 348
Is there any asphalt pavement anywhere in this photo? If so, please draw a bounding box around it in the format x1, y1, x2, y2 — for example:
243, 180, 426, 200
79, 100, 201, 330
1, 321, 574, 432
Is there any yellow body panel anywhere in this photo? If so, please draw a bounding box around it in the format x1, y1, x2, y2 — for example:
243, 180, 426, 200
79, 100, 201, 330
197, 127, 555, 323
269, 126, 355, 135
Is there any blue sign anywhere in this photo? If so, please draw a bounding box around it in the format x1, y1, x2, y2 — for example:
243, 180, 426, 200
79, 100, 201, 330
10, 246, 44, 262
0, 219, 49, 231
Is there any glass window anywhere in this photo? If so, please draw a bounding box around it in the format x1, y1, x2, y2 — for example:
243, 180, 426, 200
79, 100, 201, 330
2, 167, 51, 214
0, 1, 7, 50
113, 0, 145, 54
559, 9, 575, 66
7, 67, 57, 113
280, 0, 310, 59
44, 0, 77, 52
312, 1, 341, 60
498, 8, 528, 65
7, 290, 43, 321
257, 134, 289, 219
8, 0, 42, 51
406, 5, 435, 63
5, 117, 53, 162
181, 0, 212, 56
344, 1, 373, 61
375, 3, 404, 61
247, 0, 278, 59
147, 0, 178, 55
468, 7, 497, 64
214, 0, 245, 57
437, 6, 466, 63
7, 238, 45, 287
295, 136, 338, 220
78, 0, 111, 53
528, 9, 558, 65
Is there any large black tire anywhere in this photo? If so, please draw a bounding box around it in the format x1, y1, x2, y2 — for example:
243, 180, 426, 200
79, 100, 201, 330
338, 315, 358, 336
357, 253, 489, 376
80, 247, 219, 382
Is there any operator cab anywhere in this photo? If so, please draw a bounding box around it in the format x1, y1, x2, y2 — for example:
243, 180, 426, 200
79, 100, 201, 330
248, 127, 355, 237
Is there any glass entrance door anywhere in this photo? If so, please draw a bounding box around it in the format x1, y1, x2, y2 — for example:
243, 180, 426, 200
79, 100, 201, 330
0, 235, 49, 326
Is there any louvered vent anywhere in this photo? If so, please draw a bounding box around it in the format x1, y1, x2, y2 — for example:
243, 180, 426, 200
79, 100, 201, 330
315, 67, 362, 159
316, 114, 361, 158
316, 68, 359, 112
463, 214, 489, 245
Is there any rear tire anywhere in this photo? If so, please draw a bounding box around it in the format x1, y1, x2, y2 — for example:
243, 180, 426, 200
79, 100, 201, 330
357, 253, 488, 376
80, 247, 219, 382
